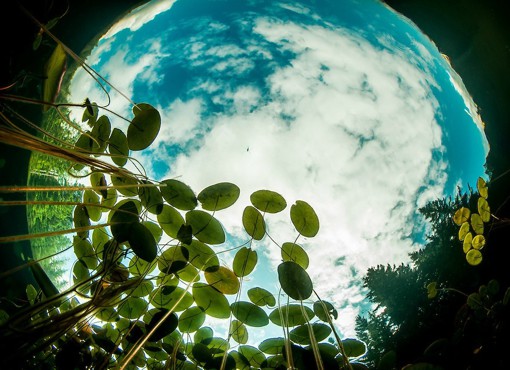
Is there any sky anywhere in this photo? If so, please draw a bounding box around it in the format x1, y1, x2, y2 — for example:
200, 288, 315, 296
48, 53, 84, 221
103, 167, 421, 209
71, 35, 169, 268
67, 0, 489, 341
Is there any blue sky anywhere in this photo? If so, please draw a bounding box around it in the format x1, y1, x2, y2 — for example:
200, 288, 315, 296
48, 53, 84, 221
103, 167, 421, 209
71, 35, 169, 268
68, 0, 489, 341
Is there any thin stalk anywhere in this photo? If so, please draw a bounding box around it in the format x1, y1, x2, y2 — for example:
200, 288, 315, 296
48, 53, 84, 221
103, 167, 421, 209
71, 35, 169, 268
300, 301, 324, 370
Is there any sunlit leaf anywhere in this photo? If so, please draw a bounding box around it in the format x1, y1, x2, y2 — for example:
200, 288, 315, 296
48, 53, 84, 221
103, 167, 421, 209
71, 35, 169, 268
477, 177, 488, 199
96, 307, 119, 322
26, 284, 38, 305
477, 197, 491, 222
127, 222, 157, 262
242, 206, 266, 240
129, 279, 154, 298
43, 43, 66, 111
128, 103, 161, 150
231, 301, 269, 327
313, 300, 338, 321
178, 263, 200, 283
179, 306, 206, 333
230, 320, 249, 344
91, 115, 111, 154
129, 255, 156, 276
197, 182, 240, 211
233, 247, 258, 277
289, 323, 331, 345
463, 232, 473, 253
250, 190, 287, 213
472, 234, 486, 250
73, 238, 98, 269
268, 304, 314, 327
157, 204, 185, 238
118, 296, 148, 319
230, 350, 251, 370
158, 246, 189, 274
290, 200, 319, 237
90, 172, 107, 198
278, 261, 313, 300
247, 287, 276, 307
470, 213, 484, 235
101, 188, 117, 211
186, 210, 225, 244
139, 181, 164, 214
458, 221, 470, 241
426, 282, 438, 299
73, 205, 90, 239
142, 220, 163, 243
187, 239, 220, 271
192, 283, 231, 318
453, 207, 470, 226
466, 249, 483, 266
195, 326, 214, 345
160, 179, 197, 210
73, 259, 89, 286
108, 128, 129, 166
342, 338, 367, 358
281, 242, 309, 269
205, 266, 240, 295
238, 345, 266, 367
258, 337, 285, 355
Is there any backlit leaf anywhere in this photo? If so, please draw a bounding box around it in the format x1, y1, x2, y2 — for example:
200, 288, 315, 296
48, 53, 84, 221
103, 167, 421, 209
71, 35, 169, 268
268, 304, 314, 327
230, 320, 249, 344
197, 182, 240, 211
160, 179, 197, 210
142, 220, 163, 243
139, 181, 164, 215
111, 174, 138, 196
192, 283, 230, 319
233, 247, 258, 277
128, 103, 161, 150
278, 261, 313, 300
247, 287, 276, 307
118, 297, 148, 319
205, 266, 240, 295
238, 345, 266, 367
426, 282, 437, 299
178, 306, 205, 333
453, 207, 470, 226
463, 232, 473, 253
250, 190, 287, 213
187, 239, 220, 271
290, 200, 319, 237
90, 115, 111, 154
108, 128, 129, 166
127, 222, 157, 262
289, 323, 331, 345
281, 242, 309, 269
472, 234, 486, 250
83, 189, 101, 222
157, 204, 185, 238
477, 197, 491, 222
186, 210, 225, 244
458, 222, 470, 241
242, 206, 266, 240
313, 300, 338, 321
258, 337, 285, 355
158, 246, 189, 274
342, 338, 367, 358
231, 301, 269, 327
146, 310, 178, 342
43, 44, 66, 111
151, 286, 193, 311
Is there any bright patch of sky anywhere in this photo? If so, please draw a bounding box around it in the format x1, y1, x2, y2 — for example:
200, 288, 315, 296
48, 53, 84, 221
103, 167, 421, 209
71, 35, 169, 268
68, 0, 489, 340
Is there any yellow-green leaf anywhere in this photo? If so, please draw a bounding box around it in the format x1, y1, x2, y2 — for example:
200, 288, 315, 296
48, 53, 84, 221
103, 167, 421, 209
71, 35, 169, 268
477, 197, 491, 223
43, 44, 66, 111
472, 234, 486, 250
466, 249, 483, 266
470, 213, 484, 235
458, 222, 470, 241
453, 207, 470, 226
477, 177, 488, 199
205, 266, 240, 295
463, 232, 473, 253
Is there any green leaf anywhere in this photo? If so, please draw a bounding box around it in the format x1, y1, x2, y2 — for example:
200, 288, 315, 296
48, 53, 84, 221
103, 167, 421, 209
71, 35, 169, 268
205, 266, 240, 295
142, 220, 163, 243
247, 287, 276, 307
192, 342, 213, 363
83, 189, 101, 222
73, 205, 90, 239
90, 115, 111, 154
258, 337, 285, 355
231, 301, 269, 327
230, 320, 249, 344
194, 326, 214, 344
139, 181, 164, 215
158, 246, 189, 274
179, 306, 206, 333
127, 222, 157, 262
466, 249, 483, 266
426, 282, 438, 299
238, 345, 266, 367
82, 99, 98, 124
187, 239, 220, 271
477, 197, 491, 222
26, 284, 38, 305
453, 207, 470, 226
150, 286, 193, 311
146, 310, 178, 342
73, 238, 98, 269
118, 296, 148, 319
90, 172, 108, 198
128, 103, 161, 150
197, 182, 240, 211
186, 210, 225, 244
129, 280, 154, 297
233, 247, 258, 277
477, 177, 488, 199
281, 242, 309, 269
467, 292, 483, 309
313, 300, 338, 321
160, 179, 197, 210
470, 213, 484, 235
43, 43, 66, 111
192, 283, 231, 319
268, 304, 314, 327
278, 261, 313, 300
101, 188, 117, 210
463, 232, 473, 253
471, 234, 486, 250
157, 204, 185, 238
177, 224, 193, 245
290, 200, 319, 237
458, 221, 470, 241
111, 174, 138, 196
250, 190, 287, 213
242, 206, 266, 240
342, 338, 367, 358
289, 323, 331, 345
108, 128, 129, 166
